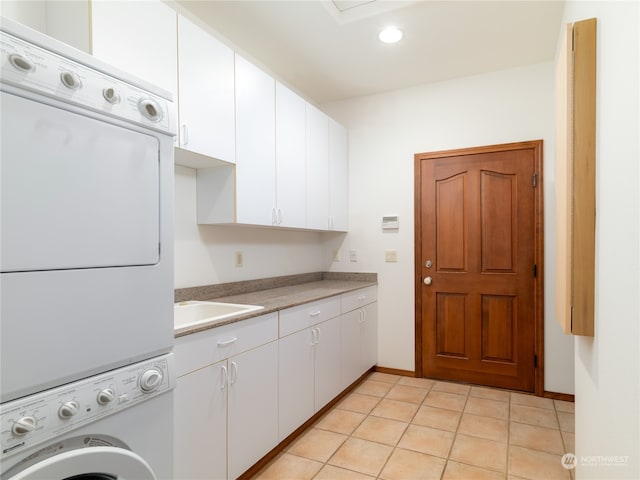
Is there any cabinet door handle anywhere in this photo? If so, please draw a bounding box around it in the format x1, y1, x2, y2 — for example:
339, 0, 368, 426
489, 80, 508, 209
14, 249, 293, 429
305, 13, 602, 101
311, 328, 317, 346
272, 208, 277, 225
357, 295, 367, 301
309, 311, 321, 318
182, 124, 189, 146
220, 365, 228, 390
217, 337, 237, 347
359, 309, 365, 324
230, 361, 238, 385
278, 208, 283, 225
315, 326, 321, 344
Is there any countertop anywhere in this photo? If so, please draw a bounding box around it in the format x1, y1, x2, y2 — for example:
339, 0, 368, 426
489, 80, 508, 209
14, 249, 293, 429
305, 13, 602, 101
174, 273, 376, 338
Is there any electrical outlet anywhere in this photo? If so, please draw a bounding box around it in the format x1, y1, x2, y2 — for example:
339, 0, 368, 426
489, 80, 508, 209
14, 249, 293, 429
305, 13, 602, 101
333, 249, 341, 262
235, 251, 243, 267
385, 249, 398, 262
350, 249, 358, 262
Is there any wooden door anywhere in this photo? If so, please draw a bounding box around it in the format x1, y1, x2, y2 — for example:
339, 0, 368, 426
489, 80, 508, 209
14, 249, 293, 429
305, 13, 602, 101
415, 141, 543, 393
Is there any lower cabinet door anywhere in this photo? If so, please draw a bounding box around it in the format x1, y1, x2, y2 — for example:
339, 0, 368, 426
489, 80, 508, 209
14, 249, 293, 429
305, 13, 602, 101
340, 310, 362, 390
174, 361, 227, 480
361, 302, 378, 374
228, 341, 279, 479
278, 328, 315, 441
314, 316, 342, 411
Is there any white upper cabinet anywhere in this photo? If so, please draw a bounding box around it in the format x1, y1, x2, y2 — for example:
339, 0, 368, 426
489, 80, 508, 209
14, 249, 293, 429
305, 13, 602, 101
275, 82, 307, 228
305, 103, 330, 230
234, 54, 276, 226
89, 0, 178, 99
329, 118, 348, 231
176, 15, 235, 166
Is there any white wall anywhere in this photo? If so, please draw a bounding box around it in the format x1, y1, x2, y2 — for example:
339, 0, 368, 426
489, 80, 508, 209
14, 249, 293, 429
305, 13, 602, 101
559, 2, 639, 478
323, 62, 575, 394
174, 165, 324, 288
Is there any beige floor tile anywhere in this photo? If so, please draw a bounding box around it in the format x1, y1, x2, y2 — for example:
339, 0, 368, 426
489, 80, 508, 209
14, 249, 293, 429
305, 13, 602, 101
449, 434, 508, 472
287, 428, 348, 463
385, 384, 428, 404
314, 464, 375, 480
443, 461, 507, 480
256, 452, 323, 480
511, 404, 559, 429
557, 411, 575, 433
328, 437, 393, 477
470, 386, 511, 403
356, 380, 394, 397
370, 398, 419, 422
338, 393, 381, 414
433, 381, 472, 396
508, 445, 571, 480
554, 400, 575, 413
424, 390, 468, 411
465, 396, 510, 420
511, 393, 555, 410
561, 432, 575, 454
412, 405, 461, 432
398, 376, 436, 390
352, 415, 408, 446
397, 424, 455, 458
315, 408, 366, 435
458, 413, 508, 443
509, 422, 564, 455
379, 447, 446, 480
368, 372, 401, 384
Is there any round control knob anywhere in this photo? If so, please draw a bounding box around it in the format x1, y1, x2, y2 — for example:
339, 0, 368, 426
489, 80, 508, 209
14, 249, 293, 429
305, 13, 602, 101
12, 416, 37, 437
58, 400, 80, 419
139, 368, 163, 393
9, 53, 35, 73
60, 71, 81, 90
138, 98, 162, 122
97, 388, 116, 405
102, 87, 120, 104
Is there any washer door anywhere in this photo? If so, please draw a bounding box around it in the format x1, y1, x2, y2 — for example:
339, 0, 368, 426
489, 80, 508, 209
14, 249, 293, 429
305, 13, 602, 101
5, 447, 156, 480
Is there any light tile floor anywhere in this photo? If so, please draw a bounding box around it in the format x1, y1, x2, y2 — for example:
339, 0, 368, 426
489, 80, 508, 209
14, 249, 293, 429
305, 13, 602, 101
254, 372, 575, 480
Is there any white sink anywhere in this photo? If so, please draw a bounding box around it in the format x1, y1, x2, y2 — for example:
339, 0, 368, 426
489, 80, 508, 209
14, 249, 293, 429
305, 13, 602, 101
174, 301, 264, 329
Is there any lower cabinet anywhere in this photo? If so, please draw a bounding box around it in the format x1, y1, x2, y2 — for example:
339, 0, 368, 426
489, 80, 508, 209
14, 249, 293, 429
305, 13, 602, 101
174, 313, 278, 480
174, 287, 377, 479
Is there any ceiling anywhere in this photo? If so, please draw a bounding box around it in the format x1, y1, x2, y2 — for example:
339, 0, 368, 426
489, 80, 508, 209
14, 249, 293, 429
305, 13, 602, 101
176, 0, 565, 104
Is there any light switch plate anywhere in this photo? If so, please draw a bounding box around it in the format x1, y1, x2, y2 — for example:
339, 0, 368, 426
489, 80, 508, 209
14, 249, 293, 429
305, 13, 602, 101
385, 249, 398, 262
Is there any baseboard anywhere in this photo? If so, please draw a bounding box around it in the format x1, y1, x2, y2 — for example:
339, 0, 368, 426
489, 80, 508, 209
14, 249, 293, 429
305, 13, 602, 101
543, 391, 575, 402
374, 365, 416, 377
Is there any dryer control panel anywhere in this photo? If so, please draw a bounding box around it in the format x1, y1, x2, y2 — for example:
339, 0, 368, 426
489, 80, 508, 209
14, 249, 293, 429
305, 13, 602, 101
0, 30, 173, 134
0, 354, 175, 459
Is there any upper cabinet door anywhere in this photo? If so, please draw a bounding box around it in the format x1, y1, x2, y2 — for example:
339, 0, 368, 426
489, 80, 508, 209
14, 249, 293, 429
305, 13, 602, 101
305, 103, 329, 230
235, 55, 276, 226
91, 0, 177, 98
177, 15, 235, 164
275, 83, 306, 229
329, 119, 348, 231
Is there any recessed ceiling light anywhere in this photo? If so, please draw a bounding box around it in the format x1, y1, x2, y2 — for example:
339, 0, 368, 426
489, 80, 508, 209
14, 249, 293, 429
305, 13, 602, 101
378, 26, 403, 44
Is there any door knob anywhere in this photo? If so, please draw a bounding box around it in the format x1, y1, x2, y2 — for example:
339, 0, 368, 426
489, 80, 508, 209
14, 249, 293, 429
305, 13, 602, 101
424, 276, 432, 285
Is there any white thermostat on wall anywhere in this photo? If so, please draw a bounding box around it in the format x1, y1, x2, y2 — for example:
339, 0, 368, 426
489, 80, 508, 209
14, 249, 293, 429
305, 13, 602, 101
382, 215, 399, 230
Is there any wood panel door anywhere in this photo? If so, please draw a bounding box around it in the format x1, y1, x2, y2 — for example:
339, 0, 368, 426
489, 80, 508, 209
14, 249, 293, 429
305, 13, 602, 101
415, 141, 543, 393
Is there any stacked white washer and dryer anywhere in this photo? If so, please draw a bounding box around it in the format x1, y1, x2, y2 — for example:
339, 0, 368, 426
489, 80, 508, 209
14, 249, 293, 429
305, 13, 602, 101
0, 17, 176, 479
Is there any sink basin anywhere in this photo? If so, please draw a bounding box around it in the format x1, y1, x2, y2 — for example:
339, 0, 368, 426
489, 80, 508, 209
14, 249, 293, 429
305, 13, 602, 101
174, 301, 264, 329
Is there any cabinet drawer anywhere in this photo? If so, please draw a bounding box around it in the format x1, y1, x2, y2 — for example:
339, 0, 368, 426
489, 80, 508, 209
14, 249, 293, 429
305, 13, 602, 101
341, 286, 377, 313
279, 296, 340, 337
175, 312, 278, 377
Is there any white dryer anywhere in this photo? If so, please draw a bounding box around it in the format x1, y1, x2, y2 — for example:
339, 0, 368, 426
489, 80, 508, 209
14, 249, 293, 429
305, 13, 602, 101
0, 354, 175, 480
0, 18, 176, 403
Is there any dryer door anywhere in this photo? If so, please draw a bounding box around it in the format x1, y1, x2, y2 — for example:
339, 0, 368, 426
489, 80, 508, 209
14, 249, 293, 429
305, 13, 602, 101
3, 447, 156, 480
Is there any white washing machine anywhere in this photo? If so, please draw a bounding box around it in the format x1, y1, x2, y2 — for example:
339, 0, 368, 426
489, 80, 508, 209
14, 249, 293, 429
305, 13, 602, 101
0, 354, 175, 479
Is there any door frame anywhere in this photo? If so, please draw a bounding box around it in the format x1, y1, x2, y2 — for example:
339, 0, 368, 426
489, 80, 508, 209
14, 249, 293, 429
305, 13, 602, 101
414, 140, 544, 396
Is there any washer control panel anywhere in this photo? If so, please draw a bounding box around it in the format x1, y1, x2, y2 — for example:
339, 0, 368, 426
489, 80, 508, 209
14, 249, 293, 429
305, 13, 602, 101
0, 354, 175, 459
0, 30, 173, 133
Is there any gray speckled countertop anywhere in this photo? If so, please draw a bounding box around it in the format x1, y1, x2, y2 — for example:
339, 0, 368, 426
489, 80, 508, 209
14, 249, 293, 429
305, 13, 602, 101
174, 272, 376, 338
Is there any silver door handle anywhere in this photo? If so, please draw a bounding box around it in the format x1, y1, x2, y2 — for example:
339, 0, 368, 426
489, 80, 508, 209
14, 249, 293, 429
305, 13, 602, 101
424, 276, 432, 285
